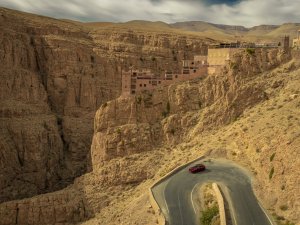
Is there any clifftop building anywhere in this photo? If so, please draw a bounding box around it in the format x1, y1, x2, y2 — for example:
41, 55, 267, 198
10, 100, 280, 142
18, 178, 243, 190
122, 37, 293, 96
121, 55, 208, 96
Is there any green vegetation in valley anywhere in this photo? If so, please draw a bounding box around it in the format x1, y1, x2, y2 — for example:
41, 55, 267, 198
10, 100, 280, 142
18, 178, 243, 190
200, 205, 219, 225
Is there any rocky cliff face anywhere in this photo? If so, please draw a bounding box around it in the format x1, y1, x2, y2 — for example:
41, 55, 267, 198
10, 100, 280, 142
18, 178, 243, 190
0, 7, 211, 203
88, 26, 209, 75
0, 7, 120, 202
0, 187, 86, 225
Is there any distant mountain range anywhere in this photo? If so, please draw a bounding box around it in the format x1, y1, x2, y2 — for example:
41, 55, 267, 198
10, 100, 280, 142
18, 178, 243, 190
2, 6, 300, 41
170, 21, 300, 37
119, 20, 300, 39
90, 20, 300, 41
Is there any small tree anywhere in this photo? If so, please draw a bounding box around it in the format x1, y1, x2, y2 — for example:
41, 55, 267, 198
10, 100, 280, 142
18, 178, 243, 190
270, 153, 276, 162
269, 167, 274, 179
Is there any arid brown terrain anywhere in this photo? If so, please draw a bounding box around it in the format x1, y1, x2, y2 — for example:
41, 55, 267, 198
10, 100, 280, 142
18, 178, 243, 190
0, 7, 299, 225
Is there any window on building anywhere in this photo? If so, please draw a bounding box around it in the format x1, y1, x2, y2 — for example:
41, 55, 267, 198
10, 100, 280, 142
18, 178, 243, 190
194, 70, 197, 73
158, 81, 161, 84
131, 90, 135, 94
140, 84, 142, 87
149, 81, 151, 84
144, 84, 146, 87
175, 75, 178, 78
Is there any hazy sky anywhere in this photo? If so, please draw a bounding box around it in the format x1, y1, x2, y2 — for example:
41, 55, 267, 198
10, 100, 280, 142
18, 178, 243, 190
0, 0, 299, 27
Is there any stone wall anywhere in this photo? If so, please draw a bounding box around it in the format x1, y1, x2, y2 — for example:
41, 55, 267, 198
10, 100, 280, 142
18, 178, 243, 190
208, 48, 241, 66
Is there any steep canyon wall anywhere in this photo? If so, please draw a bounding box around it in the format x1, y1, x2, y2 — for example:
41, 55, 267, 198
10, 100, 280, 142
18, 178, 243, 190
0, 7, 209, 202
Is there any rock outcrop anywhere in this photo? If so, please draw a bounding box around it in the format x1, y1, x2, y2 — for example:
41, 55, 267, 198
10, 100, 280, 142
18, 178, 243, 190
0, 188, 86, 225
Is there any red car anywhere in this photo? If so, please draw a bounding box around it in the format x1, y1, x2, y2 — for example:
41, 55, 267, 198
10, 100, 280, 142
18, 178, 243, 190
189, 164, 206, 173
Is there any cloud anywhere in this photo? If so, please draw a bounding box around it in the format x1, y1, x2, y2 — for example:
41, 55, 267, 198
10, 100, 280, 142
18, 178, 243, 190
0, 0, 299, 27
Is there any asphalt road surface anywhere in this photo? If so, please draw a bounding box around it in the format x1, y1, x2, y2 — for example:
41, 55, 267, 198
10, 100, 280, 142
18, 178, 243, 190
152, 158, 274, 225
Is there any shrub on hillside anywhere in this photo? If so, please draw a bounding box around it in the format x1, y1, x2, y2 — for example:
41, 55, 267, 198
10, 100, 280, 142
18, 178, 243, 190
269, 167, 275, 179
246, 48, 255, 55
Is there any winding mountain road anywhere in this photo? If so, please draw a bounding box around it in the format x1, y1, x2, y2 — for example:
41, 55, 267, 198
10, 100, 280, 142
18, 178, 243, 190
152, 158, 274, 225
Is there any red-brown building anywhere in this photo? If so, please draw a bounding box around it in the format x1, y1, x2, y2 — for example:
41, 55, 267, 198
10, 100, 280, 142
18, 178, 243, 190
121, 55, 208, 96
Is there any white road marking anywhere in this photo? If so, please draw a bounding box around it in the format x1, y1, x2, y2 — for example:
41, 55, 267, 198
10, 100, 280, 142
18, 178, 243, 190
221, 184, 238, 225
191, 183, 198, 214
177, 191, 184, 225
163, 186, 170, 214
257, 200, 275, 225
232, 211, 238, 225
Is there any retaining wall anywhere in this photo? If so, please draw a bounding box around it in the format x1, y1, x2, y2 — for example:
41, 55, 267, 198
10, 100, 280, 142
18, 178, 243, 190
212, 183, 227, 225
